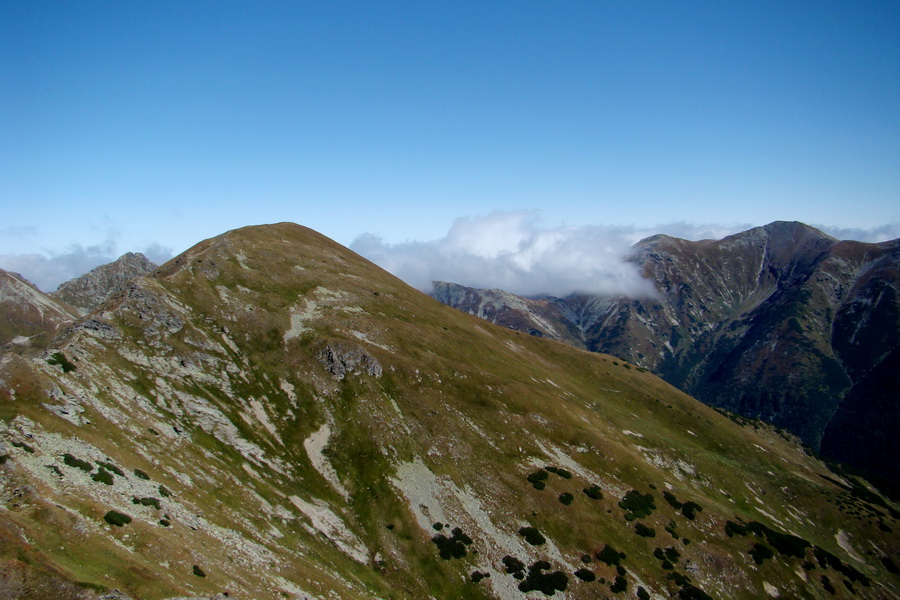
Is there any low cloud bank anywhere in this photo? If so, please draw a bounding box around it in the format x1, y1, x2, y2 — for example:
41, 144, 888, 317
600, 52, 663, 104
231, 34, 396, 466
351, 211, 659, 298
352, 212, 900, 298
0, 242, 172, 292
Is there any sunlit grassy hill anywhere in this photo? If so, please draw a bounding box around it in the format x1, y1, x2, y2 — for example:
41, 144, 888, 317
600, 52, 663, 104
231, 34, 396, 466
1, 223, 897, 599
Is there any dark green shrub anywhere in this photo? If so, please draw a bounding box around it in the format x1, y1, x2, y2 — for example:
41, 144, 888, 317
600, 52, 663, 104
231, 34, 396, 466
545, 466, 572, 479
821, 575, 835, 594
619, 490, 655, 519
63, 453, 93, 472
527, 470, 549, 490
678, 584, 715, 600
518, 562, 568, 595
104, 510, 132, 527
559, 492, 574, 505
502, 555, 526, 575
159, 519, 171, 527
634, 523, 655, 537
192, 565, 206, 577
47, 352, 76, 372
610, 575, 627, 593
158, 485, 171, 497
882, 556, 899, 574
519, 526, 546, 546
725, 520, 747, 537
45, 465, 63, 477
96, 461, 124, 476
637, 586, 650, 599
131, 496, 161, 510
91, 468, 114, 485
680, 501, 703, 521
665, 547, 681, 563
432, 527, 473, 559
596, 544, 624, 566
471, 570, 490, 583
574, 568, 595, 582
750, 543, 774, 565
580, 554, 592, 563
662, 490, 683, 509
583, 485, 603, 500
0, 455, 8, 465
134, 468, 150, 480
432, 522, 443, 531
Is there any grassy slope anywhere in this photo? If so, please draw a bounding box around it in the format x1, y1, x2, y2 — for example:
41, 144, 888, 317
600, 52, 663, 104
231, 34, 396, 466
0, 223, 897, 600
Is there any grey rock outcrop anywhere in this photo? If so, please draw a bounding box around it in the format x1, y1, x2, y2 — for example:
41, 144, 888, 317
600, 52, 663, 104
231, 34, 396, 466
51, 252, 158, 315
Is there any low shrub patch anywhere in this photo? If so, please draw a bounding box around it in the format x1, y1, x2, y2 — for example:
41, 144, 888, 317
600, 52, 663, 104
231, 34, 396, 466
104, 510, 132, 527
749, 542, 774, 565
192, 565, 206, 577
519, 526, 546, 546
527, 470, 549, 490
47, 352, 76, 373
63, 453, 93, 473
634, 523, 655, 537
662, 490, 683, 509
583, 485, 603, 500
574, 568, 595, 582
502, 555, 526, 576
432, 527, 473, 559
559, 492, 574, 505
610, 575, 627, 593
680, 501, 703, 521
518, 561, 568, 595
545, 466, 572, 479
96, 461, 125, 476
619, 490, 655, 519
134, 468, 150, 480
132, 496, 161, 510
596, 544, 624, 566
91, 468, 114, 485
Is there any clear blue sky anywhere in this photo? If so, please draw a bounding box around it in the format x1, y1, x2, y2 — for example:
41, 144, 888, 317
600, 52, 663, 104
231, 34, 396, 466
2, 1, 899, 290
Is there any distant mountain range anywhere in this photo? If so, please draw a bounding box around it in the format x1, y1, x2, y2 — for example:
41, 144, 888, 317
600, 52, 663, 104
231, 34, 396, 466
1, 223, 897, 599
434, 222, 900, 492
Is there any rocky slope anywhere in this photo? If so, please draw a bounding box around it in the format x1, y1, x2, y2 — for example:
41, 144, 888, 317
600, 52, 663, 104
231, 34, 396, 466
0, 223, 898, 600
52, 252, 158, 316
0, 269, 79, 349
433, 222, 900, 490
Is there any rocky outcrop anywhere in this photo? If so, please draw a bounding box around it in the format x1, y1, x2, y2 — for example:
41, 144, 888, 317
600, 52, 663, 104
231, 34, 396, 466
51, 252, 157, 315
317, 341, 382, 379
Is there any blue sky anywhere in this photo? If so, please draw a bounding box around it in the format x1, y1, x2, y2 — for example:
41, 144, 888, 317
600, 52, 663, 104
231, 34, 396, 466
2, 1, 899, 291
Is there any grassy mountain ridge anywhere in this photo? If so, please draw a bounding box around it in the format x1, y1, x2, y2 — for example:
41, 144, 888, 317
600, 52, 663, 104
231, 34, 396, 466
433, 222, 900, 488
0, 222, 897, 599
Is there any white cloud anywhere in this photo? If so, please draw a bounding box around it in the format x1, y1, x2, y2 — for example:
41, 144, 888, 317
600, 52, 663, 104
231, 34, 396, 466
351, 211, 658, 298
816, 222, 900, 244
352, 213, 900, 298
0, 240, 173, 292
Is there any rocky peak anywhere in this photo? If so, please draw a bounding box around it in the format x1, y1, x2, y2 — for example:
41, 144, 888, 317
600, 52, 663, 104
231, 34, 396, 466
51, 252, 158, 315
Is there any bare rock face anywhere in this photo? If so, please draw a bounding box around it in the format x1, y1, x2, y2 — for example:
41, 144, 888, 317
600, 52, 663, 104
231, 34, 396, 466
318, 341, 382, 379
51, 252, 158, 315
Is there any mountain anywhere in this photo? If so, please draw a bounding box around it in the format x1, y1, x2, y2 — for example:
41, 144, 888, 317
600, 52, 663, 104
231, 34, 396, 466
433, 222, 900, 490
0, 269, 79, 349
1, 222, 898, 600
52, 252, 159, 315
